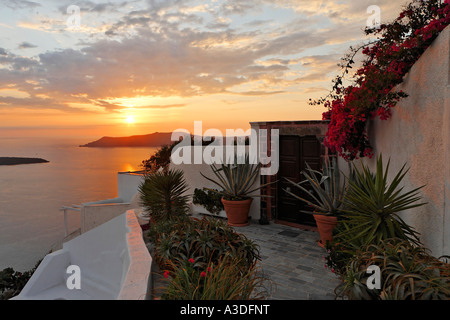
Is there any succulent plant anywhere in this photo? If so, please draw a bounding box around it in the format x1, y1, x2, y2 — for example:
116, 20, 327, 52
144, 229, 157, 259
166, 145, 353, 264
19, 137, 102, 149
200, 154, 273, 201
335, 238, 450, 300
284, 156, 346, 216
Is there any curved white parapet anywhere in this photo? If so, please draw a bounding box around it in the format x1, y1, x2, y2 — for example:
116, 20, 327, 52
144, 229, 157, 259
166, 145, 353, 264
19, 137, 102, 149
12, 210, 152, 300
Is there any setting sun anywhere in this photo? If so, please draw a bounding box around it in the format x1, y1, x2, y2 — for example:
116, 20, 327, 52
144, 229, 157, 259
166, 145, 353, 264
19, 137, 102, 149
125, 116, 135, 124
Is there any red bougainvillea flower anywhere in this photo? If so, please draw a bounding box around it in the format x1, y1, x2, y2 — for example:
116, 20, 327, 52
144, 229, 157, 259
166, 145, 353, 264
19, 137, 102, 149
317, 0, 450, 161
188, 258, 195, 263
163, 270, 170, 279
200, 271, 207, 278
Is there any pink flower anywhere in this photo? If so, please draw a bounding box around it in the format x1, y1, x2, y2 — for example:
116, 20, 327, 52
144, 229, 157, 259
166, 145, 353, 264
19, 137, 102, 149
188, 258, 195, 263
200, 271, 206, 278
163, 271, 170, 279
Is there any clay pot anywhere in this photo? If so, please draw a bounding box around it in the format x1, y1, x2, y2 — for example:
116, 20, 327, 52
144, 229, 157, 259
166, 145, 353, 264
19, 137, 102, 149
313, 214, 338, 248
221, 198, 253, 227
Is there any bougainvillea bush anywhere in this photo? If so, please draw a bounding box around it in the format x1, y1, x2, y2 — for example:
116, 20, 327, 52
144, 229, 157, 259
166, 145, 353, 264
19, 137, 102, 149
312, 0, 450, 161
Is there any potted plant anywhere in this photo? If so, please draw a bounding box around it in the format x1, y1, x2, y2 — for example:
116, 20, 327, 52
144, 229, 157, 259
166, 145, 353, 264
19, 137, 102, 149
284, 156, 346, 247
200, 155, 272, 227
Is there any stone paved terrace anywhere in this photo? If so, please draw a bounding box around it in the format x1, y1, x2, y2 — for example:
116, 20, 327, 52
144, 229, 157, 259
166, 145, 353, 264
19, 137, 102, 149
148, 218, 341, 300
234, 220, 341, 300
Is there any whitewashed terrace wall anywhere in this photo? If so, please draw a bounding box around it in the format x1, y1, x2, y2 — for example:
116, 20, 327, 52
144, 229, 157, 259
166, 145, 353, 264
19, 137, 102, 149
12, 210, 151, 300
117, 171, 145, 203
339, 26, 450, 257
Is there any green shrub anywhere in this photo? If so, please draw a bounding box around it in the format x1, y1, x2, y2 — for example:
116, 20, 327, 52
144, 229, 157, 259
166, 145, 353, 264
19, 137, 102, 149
148, 215, 266, 300
149, 216, 260, 272
139, 168, 190, 222
326, 155, 427, 276
162, 256, 270, 300
192, 188, 224, 214
335, 238, 450, 300
0, 259, 42, 300
140, 141, 179, 174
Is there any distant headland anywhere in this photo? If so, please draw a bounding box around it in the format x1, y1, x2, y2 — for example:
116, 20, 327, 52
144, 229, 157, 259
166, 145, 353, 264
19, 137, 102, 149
0, 157, 49, 166
79, 132, 173, 148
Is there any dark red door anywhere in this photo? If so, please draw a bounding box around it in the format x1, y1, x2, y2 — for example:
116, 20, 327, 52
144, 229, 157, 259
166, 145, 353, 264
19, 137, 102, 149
277, 135, 321, 226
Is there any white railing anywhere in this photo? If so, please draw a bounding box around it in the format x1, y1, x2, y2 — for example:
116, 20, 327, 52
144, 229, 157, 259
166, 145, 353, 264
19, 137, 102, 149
60, 205, 82, 237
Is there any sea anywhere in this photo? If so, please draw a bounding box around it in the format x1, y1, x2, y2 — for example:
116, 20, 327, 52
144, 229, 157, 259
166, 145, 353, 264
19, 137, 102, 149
0, 136, 157, 271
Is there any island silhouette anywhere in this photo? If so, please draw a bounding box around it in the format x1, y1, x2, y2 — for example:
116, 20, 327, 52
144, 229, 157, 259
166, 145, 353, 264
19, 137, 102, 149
0, 157, 49, 166
79, 132, 173, 148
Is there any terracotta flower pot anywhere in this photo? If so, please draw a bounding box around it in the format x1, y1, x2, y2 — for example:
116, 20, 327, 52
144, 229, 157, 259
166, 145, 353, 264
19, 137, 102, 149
221, 197, 252, 227
313, 214, 338, 248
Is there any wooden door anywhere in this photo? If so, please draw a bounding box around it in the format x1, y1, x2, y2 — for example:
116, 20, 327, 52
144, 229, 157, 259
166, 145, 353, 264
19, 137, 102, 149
277, 135, 321, 226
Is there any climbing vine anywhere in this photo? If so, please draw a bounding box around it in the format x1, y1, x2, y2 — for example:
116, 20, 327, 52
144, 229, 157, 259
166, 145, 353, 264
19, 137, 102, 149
311, 0, 450, 161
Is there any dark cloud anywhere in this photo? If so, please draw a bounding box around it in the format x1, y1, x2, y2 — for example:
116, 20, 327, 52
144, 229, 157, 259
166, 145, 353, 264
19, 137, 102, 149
17, 42, 37, 49
219, 0, 261, 16
2, 0, 40, 10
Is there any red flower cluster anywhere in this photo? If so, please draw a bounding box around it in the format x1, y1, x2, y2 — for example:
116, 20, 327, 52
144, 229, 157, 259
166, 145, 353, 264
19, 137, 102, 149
322, 0, 450, 161
163, 259, 213, 280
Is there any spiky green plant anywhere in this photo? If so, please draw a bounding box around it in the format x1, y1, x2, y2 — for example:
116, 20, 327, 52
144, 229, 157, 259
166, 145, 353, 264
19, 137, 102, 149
335, 238, 450, 300
337, 155, 425, 246
149, 216, 260, 272
162, 256, 271, 300
284, 156, 346, 216
139, 168, 190, 222
200, 155, 273, 201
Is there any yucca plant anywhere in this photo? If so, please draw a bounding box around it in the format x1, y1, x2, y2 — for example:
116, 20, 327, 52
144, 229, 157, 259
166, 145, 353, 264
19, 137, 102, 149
139, 168, 190, 222
284, 156, 346, 216
337, 155, 425, 247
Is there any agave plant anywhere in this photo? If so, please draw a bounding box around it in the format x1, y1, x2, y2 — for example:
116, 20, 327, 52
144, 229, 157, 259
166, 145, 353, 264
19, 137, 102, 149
284, 156, 346, 216
200, 155, 272, 201
335, 238, 450, 300
139, 168, 190, 222
337, 155, 425, 246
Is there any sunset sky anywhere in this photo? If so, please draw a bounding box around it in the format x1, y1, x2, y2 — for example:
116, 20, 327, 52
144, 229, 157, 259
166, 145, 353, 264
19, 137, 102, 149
0, 0, 407, 139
